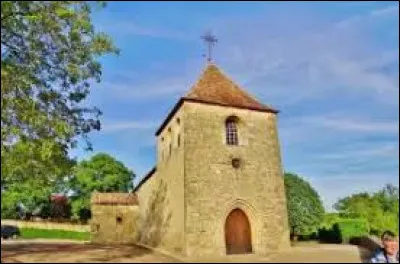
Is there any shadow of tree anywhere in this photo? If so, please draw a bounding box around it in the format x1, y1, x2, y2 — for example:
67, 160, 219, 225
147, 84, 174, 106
1, 243, 156, 263
137, 179, 172, 247
84, 245, 150, 262
1, 243, 111, 259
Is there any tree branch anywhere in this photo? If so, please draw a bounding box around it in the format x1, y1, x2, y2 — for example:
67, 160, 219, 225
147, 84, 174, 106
1, 11, 29, 22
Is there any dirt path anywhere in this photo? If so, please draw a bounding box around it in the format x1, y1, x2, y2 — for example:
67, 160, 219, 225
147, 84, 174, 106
270, 244, 370, 263
1, 240, 180, 263
1, 240, 371, 263
185, 244, 370, 263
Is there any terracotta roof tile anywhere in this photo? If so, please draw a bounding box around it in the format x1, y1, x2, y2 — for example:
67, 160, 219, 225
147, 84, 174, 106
184, 64, 276, 112
90, 192, 138, 205
155, 64, 278, 136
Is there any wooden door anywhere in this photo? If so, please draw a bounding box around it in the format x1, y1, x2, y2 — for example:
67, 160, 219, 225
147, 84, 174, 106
225, 208, 252, 254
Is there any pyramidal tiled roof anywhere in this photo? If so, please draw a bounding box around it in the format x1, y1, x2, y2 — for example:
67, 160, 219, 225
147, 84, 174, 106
155, 63, 277, 135
183, 64, 276, 112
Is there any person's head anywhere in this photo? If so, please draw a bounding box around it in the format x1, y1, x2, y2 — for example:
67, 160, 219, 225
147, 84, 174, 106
381, 230, 399, 256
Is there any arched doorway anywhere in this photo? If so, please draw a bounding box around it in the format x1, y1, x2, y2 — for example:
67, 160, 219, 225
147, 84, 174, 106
225, 208, 252, 254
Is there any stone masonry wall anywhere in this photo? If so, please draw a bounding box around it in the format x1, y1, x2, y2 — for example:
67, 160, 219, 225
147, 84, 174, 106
91, 204, 139, 244
183, 101, 290, 257
136, 107, 186, 254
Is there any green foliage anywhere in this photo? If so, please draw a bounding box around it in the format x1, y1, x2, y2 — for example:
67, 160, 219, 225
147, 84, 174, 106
70, 198, 91, 222
318, 226, 341, 244
69, 153, 135, 220
320, 213, 341, 230
1, 180, 53, 219
1, 139, 75, 219
1, 1, 118, 185
334, 184, 399, 236
1, 139, 76, 192
318, 218, 369, 244
333, 219, 369, 244
284, 172, 325, 236
20, 228, 90, 241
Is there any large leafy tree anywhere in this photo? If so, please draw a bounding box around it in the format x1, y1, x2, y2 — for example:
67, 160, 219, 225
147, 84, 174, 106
68, 153, 135, 220
1, 140, 75, 219
375, 184, 399, 214
284, 172, 325, 238
1, 179, 53, 219
334, 184, 399, 235
2, 139, 76, 187
1, 1, 118, 185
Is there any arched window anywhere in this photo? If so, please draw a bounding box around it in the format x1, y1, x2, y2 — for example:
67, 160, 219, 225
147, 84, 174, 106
226, 116, 239, 145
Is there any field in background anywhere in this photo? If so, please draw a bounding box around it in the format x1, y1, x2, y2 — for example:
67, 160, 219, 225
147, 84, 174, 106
19, 228, 90, 241
1, 219, 89, 232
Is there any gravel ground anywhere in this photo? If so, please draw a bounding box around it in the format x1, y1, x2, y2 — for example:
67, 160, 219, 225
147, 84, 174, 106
1, 240, 371, 263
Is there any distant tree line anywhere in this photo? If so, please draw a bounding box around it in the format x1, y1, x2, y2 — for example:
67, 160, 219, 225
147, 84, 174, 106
283, 172, 399, 242
1, 153, 135, 222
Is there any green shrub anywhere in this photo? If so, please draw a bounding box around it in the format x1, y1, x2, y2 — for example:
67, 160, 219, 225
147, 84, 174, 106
318, 218, 369, 244
284, 173, 325, 237
20, 228, 90, 241
334, 219, 369, 244
334, 184, 399, 237
318, 225, 341, 244
298, 232, 318, 241
320, 213, 341, 229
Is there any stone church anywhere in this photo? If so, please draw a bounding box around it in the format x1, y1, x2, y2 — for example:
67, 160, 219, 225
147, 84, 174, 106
131, 63, 290, 257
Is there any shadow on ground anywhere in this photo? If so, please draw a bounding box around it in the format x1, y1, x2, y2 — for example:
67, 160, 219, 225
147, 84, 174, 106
1, 243, 157, 263
1, 240, 377, 263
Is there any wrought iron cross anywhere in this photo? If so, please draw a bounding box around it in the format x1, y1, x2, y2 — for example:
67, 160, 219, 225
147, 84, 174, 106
201, 31, 218, 63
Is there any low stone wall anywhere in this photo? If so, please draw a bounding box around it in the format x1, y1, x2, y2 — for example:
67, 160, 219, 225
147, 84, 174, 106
1, 219, 89, 232
90, 204, 139, 244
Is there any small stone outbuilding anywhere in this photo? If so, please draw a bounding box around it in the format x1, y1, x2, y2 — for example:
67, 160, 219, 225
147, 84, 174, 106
90, 192, 139, 244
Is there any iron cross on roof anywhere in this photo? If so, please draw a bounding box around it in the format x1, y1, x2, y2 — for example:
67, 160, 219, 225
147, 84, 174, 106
201, 31, 218, 63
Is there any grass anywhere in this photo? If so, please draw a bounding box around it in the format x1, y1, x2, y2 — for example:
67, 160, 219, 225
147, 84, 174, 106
20, 228, 90, 241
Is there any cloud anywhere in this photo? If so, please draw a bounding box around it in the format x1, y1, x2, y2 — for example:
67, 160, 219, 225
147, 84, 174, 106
97, 20, 189, 40
99, 79, 188, 100
370, 4, 399, 17
213, 4, 399, 106
101, 120, 157, 132
335, 4, 399, 28
314, 144, 398, 161
305, 171, 399, 211
96, 4, 399, 106
96, 59, 203, 101
278, 114, 399, 151
300, 116, 399, 133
